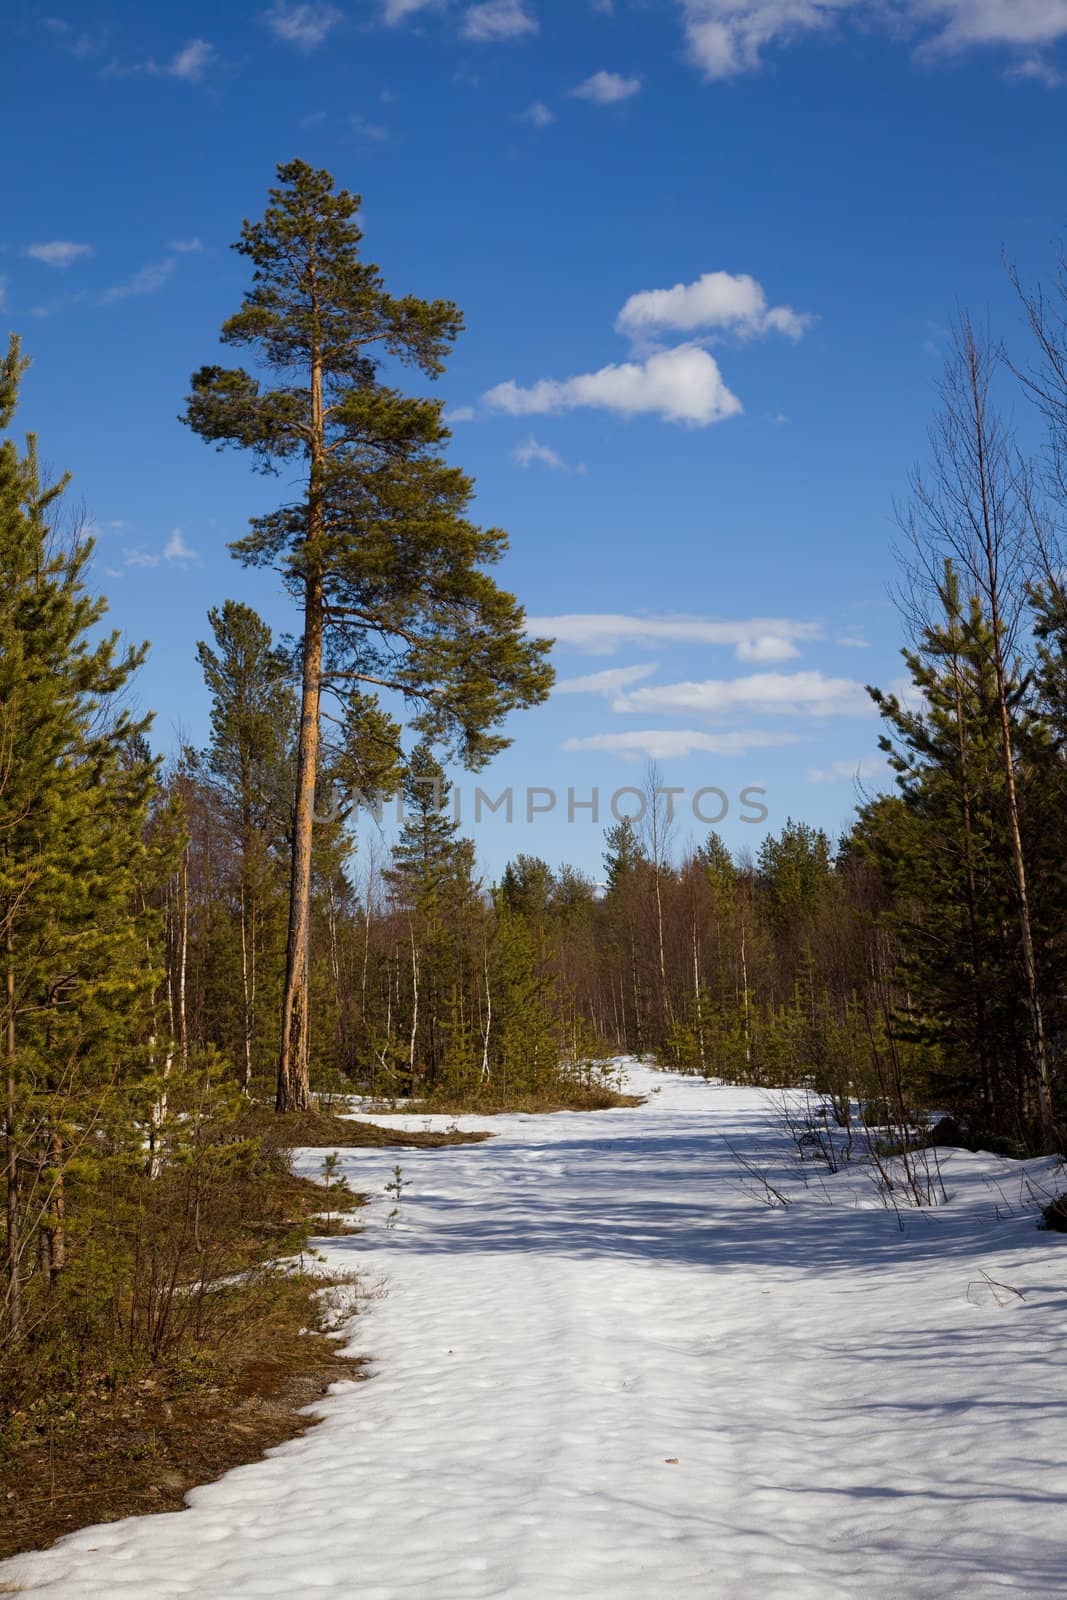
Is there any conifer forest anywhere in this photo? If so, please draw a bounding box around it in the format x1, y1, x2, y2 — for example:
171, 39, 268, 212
3, 141, 1067, 1598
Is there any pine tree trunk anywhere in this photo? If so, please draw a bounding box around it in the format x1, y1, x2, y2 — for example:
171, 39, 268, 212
45, 1127, 66, 1286
299, 959, 311, 1101
481, 944, 492, 1084
629, 923, 643, 1055
361, 902, 372, 1027
739, 913, 752, 1069
239, 874, 253, 1093
4, 924, 20, 1338
654, 866, 673, 1031
278, 294, 326, 1113
408, 924, 420, 1086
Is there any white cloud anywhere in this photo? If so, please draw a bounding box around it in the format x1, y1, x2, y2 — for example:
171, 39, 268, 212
807, 755, 889, 784
679, 1, 853, 78
100, 258, 176, 304
262, 2, 342, 48
522, 99, 555, 125
616, 669, 871, 718
168, 237, 203, 253
124, 529, 198, 569
1006, 54, 1064, 86
485, 344, 741, 427
525, 612, 821, 659
921, 0, 1067, 51
564, 728, 800, 759
617, 270, 813, 343
555, 664, 658, 696
351, 113, 389, 140
461, 0, 538, 40
514, 437, 565, 470
677, 2, 1067, 80
445, 404, 476, 423
103, 40, 217, 81
164, 528, 198, 564
512, 436, 585, 473
25, 241, 93, 269
383, 0, 439, 19
736, 633, 806, 663
167, 39, 216, 82
571, 69, 642, 102
486, 267, 810, 431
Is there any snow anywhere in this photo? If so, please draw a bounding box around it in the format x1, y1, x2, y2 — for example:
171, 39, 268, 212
4, 1062, 1067, 1599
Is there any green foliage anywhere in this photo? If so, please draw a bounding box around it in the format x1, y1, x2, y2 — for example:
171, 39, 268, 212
184, 159, 553, 1110
385, 745, 475, 911
697, 831, 737, 899
861, 562, 1039, 1133
183, 158, 554, 771
0, 335, 161, 1338
487, 904, 560, 1098
602, 818, 645, 893
500, 854, 555, 920
197, 600, 296, 833
758, 819, 833, 926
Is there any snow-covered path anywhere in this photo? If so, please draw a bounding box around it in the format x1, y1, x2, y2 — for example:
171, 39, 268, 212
5, 1064, 1067, 1599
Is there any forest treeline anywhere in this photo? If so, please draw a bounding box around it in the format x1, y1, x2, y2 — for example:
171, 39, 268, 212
3, 160, 1067, 1454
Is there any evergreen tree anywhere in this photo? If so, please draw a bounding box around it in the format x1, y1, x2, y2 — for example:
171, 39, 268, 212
385, 745, 474, 910
184, 160, 553, 1110
865, 564, 1039, 1135
553, 864, 597, 920
197, 601, 295, 835
758, 820, 833, 928
903, 320, 1056, 1149
197, 602, 295, 1088
600, 820, 650, 1053
602, 818, 645, 891
383, 746, 478, 1089
499, 854, 555, 922
696, 830, 735, 890
489, 904, 559, 1100
0, 337, 157, 1335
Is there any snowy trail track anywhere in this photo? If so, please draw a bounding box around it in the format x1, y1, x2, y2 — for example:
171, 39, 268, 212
4, 1063, 1067, 1599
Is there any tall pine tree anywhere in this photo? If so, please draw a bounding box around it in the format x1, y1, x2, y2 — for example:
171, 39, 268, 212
184, 161, 553, 1110
0, 337, 157, 1336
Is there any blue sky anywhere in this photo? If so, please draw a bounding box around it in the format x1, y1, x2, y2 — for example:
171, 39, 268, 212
5, 0, 1066, 880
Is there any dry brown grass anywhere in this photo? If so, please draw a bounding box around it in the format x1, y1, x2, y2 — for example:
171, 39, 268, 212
420, 1085, 645, 1115
0, 1271, 364, 1560
224, 1104, 492, 1149
0, 1142, 372, 1560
